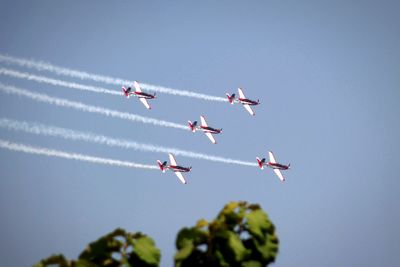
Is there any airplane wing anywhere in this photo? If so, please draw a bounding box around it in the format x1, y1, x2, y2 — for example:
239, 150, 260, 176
268, 151, 277, 163
205, 132, 217, 144
174, 171, 187, 184
273, 169, 285, 182
168, 153, 178, 166
238, 88, 246, 99
139, 98, 151, 109
200, 115, 208, 127
243, 104, 255, 116
133, 81, 142, 92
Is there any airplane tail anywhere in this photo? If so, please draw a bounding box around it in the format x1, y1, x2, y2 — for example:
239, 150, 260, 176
256, 157, 266, 169
226, 93, 235, 104
288, 163, 291, 169
188, 121, 197, 132
157, 160, 167, 173
122, 86, 130, 98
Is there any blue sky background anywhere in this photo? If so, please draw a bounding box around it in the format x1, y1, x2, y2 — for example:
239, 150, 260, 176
0, 1, 399, 266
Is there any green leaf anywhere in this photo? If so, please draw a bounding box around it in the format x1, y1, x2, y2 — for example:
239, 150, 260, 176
214, 249, 230, 267
241, 260, 262, 267
73, 259, 97, 267
133, 236, 161, 266
245, 209, 272, 241
196, 219, 208, 229
78, 228, 125, 265
218, 202, 244, 227
174, 241, 194, 263
33, 254, 70, 267
175, 227, 207, 249
252, 237, 278, 262
227, 231, 248, 262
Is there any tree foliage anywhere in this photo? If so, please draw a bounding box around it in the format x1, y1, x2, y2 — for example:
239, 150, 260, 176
34, 201, 278, 267
34, 228, 161, 267
174, 201, 279, 267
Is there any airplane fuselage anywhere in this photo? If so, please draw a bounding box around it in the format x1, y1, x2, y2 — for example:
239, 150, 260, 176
169, 165, 191, 172
266, 162, 289, 170
239, 98, 259, 106
134, 92, 156, 99
199, 126, 222, 134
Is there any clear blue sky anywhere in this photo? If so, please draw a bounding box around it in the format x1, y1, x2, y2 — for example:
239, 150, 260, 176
0, 1, 399, 266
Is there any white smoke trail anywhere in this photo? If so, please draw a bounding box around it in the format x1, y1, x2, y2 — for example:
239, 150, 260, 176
0, 54, 228, 102
0, 118, 256, 167
0, 67, 121, 96
0, 139, 158, 170
0, 83, 188, 131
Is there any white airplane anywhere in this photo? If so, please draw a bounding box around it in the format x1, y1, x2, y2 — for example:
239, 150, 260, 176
256, 151, 290, 182
188, 115, 222, 144
122, 81, 156, 110
226, 88, 260, 116
157, 153, 192, 184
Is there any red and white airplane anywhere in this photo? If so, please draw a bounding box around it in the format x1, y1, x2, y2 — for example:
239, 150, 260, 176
157, 153, 192, 184
226, 88, 260, 116
256, 151, 290, 182
188, 115, 222, 144
122, 81, 156, 110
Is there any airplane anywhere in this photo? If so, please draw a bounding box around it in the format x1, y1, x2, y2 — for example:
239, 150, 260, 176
122, 81, 156, 110
157, 153, 192, 184
188, 115, 222, 144
226, 88, 260, 116
256, 151, 290, 182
